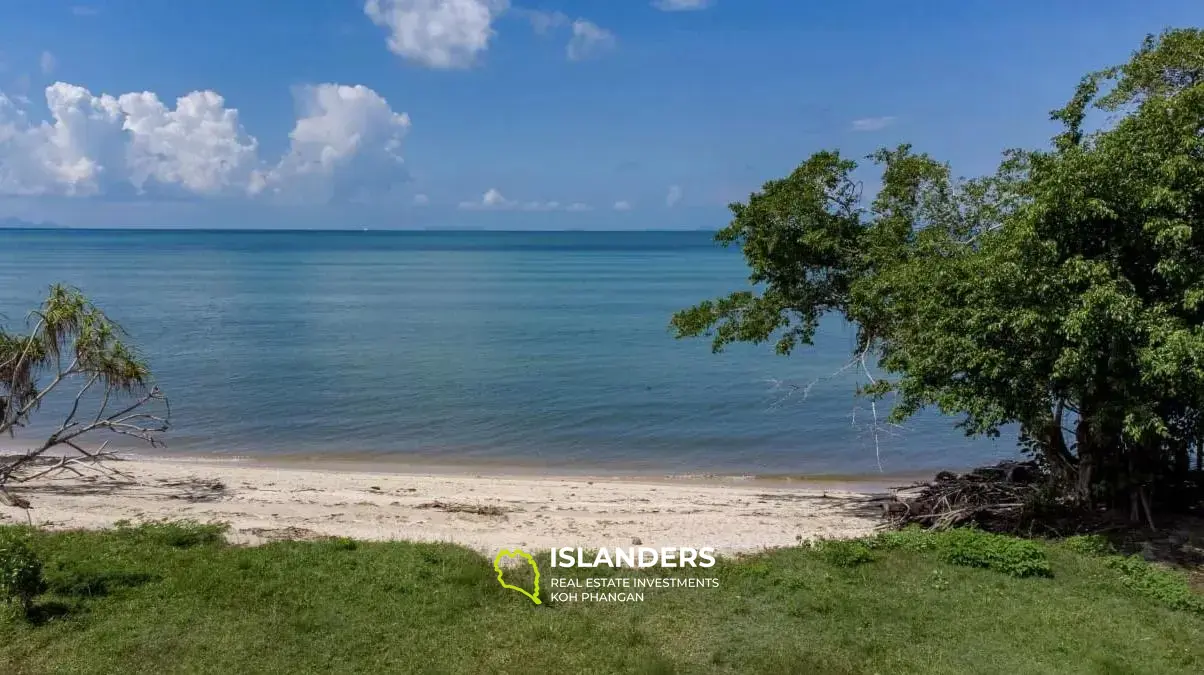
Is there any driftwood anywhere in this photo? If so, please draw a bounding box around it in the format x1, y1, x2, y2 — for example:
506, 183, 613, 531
884, 461, 1046, 531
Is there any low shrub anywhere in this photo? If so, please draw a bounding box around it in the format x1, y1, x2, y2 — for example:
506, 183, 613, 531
814, 540, 875, 568
938, 528, 1052, 578
1061, 534, 1115, 557
329, 537, 358, 551
0, 529, 46, 615
114, 520, 227, 548
871, 526, 1052, 578
871, 526, 937, 552
1106, 555, 1204, 614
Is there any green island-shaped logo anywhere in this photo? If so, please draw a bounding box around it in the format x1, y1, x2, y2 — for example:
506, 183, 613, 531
493, 548, 541, 605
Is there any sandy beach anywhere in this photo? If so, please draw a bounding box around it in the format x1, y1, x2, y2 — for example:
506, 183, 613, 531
1, 456, 888, 553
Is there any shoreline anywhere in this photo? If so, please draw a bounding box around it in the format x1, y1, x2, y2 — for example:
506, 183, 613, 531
143, 451, 922, 491
2, 454, 891, 553
0, 441, 939, 487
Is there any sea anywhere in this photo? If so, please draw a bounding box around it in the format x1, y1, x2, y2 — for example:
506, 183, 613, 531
0, 228, 1017, 477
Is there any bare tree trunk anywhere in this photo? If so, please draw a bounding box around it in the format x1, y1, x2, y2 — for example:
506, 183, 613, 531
1074, 414, 1097, 506
1029, 400, 1080, 496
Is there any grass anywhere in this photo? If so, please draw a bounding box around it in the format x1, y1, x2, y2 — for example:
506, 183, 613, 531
0, 523, 1201, 674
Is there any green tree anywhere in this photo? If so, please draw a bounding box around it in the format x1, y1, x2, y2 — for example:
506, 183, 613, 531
673, 28, 1204, 517
0, 285, 167, 514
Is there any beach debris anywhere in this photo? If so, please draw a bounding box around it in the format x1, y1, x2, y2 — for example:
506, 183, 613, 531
417, 501, 507, 516
884, 460, 1043, 532
160, 477, 226, 503
0, 487, 33, 525
238, 526, 321, 543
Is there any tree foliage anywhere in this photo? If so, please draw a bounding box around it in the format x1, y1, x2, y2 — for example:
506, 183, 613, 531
0, 285, 167, 509
673, 28, 1204, 513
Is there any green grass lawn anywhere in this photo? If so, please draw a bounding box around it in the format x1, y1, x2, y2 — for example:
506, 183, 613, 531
1, 523, 1203, 674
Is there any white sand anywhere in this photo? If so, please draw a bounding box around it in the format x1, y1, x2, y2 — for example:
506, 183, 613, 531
2, 457, 887, 554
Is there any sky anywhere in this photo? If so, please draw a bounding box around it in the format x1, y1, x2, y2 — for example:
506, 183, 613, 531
0, 0, 1200, 229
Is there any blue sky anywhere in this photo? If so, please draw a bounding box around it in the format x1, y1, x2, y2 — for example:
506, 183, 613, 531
0, 0, 1200, 229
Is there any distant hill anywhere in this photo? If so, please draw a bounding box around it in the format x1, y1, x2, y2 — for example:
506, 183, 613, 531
0, 216, 68, 229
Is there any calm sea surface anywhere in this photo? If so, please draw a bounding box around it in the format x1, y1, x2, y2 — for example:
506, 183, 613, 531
0, 229, 1016, 476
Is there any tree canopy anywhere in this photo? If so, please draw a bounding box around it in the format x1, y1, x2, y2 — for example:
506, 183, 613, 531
673, 28, 1204, 513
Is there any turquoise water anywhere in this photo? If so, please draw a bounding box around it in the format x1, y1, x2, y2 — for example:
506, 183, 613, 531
0, 229, 1015, 475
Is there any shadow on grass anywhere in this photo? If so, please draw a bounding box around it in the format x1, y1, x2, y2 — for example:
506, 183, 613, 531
12, 570, 161, 626
112, 521, 228, 548
24, 600, 73, 626
48, 570, 160, 599
1085, 514, 1204, 590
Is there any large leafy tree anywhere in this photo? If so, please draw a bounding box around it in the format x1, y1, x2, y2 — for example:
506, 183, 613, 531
673, 29, 1204, 514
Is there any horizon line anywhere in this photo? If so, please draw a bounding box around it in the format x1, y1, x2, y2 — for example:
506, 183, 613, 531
0, 225, 721, 234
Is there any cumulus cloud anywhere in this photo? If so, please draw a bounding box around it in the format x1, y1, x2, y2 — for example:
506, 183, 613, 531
458, 189, 589, 212
254, 84, 411, 201
0, 81, 409, 200
665, 185, 682, 207
39, 51, 55, 76
613, 200, 631, 211
0, 83, 257, 197
363, 0, 509, 69
653, 0, 713, 11
412, 193, 429, 205
850, 116, 895, 132
121, 89, 261, 195
567, 20, 615, 61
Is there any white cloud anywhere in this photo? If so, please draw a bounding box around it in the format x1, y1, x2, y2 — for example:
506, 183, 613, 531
363, 0, 509, 69
121, 89, 261, 195
458, 189, 588, 212
483, 188, 509, 207
255, 83, 411, 201
514, 8, 568, 35
653, 0, 713, 11
665, 185, 682, 207
2, 84, 137, 196
613, 200, 631, 211
567, 20, 615, 61
516, 12, 614, 63
0, 81, 409, 200
0, 94, 54, 195
412, 192, 429, 205
459, 187, 511, 209
850, 116, 895, 132
39, 51, 55, 76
